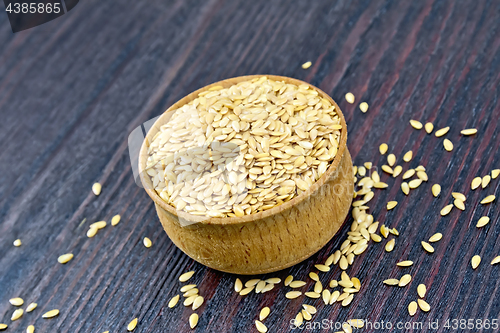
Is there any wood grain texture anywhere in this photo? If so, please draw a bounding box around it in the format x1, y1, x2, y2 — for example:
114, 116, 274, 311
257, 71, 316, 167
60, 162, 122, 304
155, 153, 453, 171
0, 0, 499, 332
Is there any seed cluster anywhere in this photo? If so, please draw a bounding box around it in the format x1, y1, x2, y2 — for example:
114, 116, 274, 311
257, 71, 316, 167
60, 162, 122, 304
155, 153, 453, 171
146, 77, 342, 218
167, 271, 204, 329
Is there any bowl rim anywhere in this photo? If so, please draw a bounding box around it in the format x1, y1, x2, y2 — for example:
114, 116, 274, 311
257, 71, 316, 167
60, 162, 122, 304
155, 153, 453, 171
138, 74, 348, 225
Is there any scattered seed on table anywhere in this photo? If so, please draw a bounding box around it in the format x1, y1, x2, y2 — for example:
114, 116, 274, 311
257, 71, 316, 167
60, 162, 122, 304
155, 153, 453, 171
259, 307, 270, 321
192, 296, 204, 310
399, 274, 412, 287
409, 179, 422, 189
329, 291, 340, 304
301, 61, 312, 69
184, 295, 197, 307
453, 199, 465, 211
460, 128, 477, 135
417, 171, 428, 181
451, 192, 466, 201
92, 182, 102, 196
265, 277, 281, 284
387, 201, 398, 210
440, 204, 453, 216
303, 304, 317, 314
432, 184, 441, 197
11, 309, 23, 321
418, 299, 431, 312
358, 166, 367, 177
443, 139, 453, 151
9, 298, 23, 306
234, 278, 242, 292
314, 281, 323, 294
491, 256, 500, 265
381, 165, 393, 174
305, 292, 321, 299
385, 239, 395, 252
309, 272, 319, 281
289, 281, 307, 288
339, 256, 349, 270
374, 182, 388, 189
180, 284, 197, 292
482, 175, 491, 188
342, 294, 354, 307
127, 318, 138, 331
189, 313, 198, 329
393, 165, 403, 177
342, 322, 353, 333
471, 255, 481, 269
261, 283, 274, 293
87, 226, 98, 238
345, 92, 355, 104
315, 264, 330, 272
397, 261, 413, 267
480, 195, 496, 204
286, 291, 302, 299
408, 301, 418, 316
285, 275, 293, 286
13, 239, 21, 247
245, 279, 260, 287
417, 284, 427, 298
371, 234, 382, 242
403, 169, 415, 179
143, 237, 152, 248
435, 127, 450, 137
425, 122, 434, 134
90, 221, 107, 229
294, 312, 303, 327
239, 286, 254, 295
476, 216, 490, 228
0, 324, 7, 330
330, 279, 338, 288
255, 320, 267, 333
183, 289, 198, 298
57, 253, 74, 264
492, 169, 500, 179
422, 241, 435, 253
26, 303, 37, 313
26, 325, 34, 333
168, 295, 180, 308
255, 280, 266, 293
384, 279, 399, 286
359, 102, 369, 113
428, 233, 442, 242
322, 289, 331, 305
42, 309, 59, 319
415, 165, 426, 172
387, 154, 396, 167
403, 151, 413, 162
111, 215, 121, 226
471, 177, 482, 190
379, 143, 388, 155
410, 120, 423, 129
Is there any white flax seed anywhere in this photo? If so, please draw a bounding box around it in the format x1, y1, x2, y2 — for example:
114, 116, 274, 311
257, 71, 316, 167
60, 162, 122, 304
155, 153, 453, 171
460, 128, 477, 135
440, 204, 453, 216
443, 139, 453, 151
189, 313, 198, 329
26, 303, 37, 313
403, 151, 413, 162
111, 215, 121, 226
234, 278, 242, 292
432, 184, 441, 197
143, 237, 152, 248
387, 201, 398, 210
385, 239, 395, 252
57, 253, 74, 264
417, 299, 430, 312
192, 296, 204, 310
435, 127, 450, 137
345, 92, 355, 104
383, 279, 399, 286
421, 241, 434, 253
471, 255, 481, 269
408, 301, 418, 316
290, 281, 307, 288
11, 309, 23, 321
471, 177, 482, 190
397, 261, 413, 267
387, 154, 396, 167
476, 216, 490, 228
9, 298, 23, 306
286, 291, 302, 299
13, 239, 21, 247
259, 307, 270, 321
398, 274, 412, 287
379, 143, 388, 155
255, 320, 267, 333
491, 256, 500, 265
428, 233, 442, 242
42, 309, 59, 319
168, 295, 180, 308
301, 61, 312, 69
417, 284, 427, 298
92, 182, 102, 196
285, 275, 293, 286
482, 175, 491, 188
480, 195, 495, 204
359, 102, 369, 113
410, 120, 423, 129
492, 169, 500, 179
425, 122, 434, 134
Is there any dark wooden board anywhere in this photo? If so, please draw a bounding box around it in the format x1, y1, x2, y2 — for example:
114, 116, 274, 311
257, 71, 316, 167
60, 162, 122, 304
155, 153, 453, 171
1, 0, 500, 332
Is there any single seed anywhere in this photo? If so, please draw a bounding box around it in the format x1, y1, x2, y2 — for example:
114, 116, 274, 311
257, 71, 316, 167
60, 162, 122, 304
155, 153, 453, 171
302, 304, 317, 314
180, 284, 197, 292
87, 226, 98, 238
322, 289, 331, 305
265, 278, 281, 284
342, 294, 354, 307
371, 234, 382, 242
284, 275, 293, 286
329, 290, 340, 304
345, 92, 355, 104
393, 165, 402, 178
451, 192, 466, 201
289, 281, 307, 288
374, 182, 388, 189
428, 233, 442, 242
0, 324, 7, 330
492, 169, 500, 179
379, 143, 388, 155
259, 307, 270, 321
401, 182, 410, 195
42, 309, 59, 319
385, 239, 395, 252
421, 241, 434, 253
57, 253, 74, 264
9, 298, 24, 306
184, 295, 197, 306
491, 256, 500, 265
482, 175, 491, 188
359, 102, 369, 113
480, 195, 496, 204
92, 182, 102, 196
245, 279, 261, 287
325, 254, 335, 266
294, 312, 303, 327
380, 225, 389, 238
383, 279, 399, 286
425, 122, 434, 134
409, 179, 422, 189
234, 278, 242, 292
189, 313, 198, 329
443, 139, 453, 151
417, 284, 427, 298
476, 216, 490, 228
410, 120, 423, 129
183, 289, 199, 297
27, 325, 35, 333
255, 280, 266, 293
13, 239, 21, 247
460, 128, 477, 135
168, 295, 180, 308
26, 303, 37, 312
330, 280, 338, 288
301, 61, 312, 69
315, 264, 330, 272
432, 184, 441, 197
387, 201, 398, 210
403, 151, 413, 162
314, 281, 323, 294
239, 286, 254, 295
127, 318, 138, 331
342, 322, 352, 333
255, 320, 268, 333
111, 215, 121, 226
417, 299, 430, 312
143, 237, 152, 248
471, 177, 482, 190
408, 301, 418, 316
453, 199, 465, 211
387, 154, 396, 167
440, 204, 453, 216
309, 272, 319, 281
90, 221, 107, 229
11, 309, 23, 321
471, 255, 481, 269
339, 256, 348, 270
351, 277, 361, 290
261, 283, 274, 293
417, 171, 428, 181
192, 296, 204, 310
397, 260, 413, 267
403, 169, 415, 179
399, 274, 412, 287
304, 292, 321, 299
435, 126, 450, 137
415, 165, 426, 172
381, 165, 393, 174
286, 291, 302, 299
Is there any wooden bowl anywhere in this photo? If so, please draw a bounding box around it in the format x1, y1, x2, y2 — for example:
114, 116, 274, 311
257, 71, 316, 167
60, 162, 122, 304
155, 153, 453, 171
139, 75, 354, 275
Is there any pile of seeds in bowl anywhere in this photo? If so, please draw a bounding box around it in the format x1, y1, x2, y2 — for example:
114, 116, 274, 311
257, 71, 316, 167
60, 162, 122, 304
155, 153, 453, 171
144, 76, 342, 218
